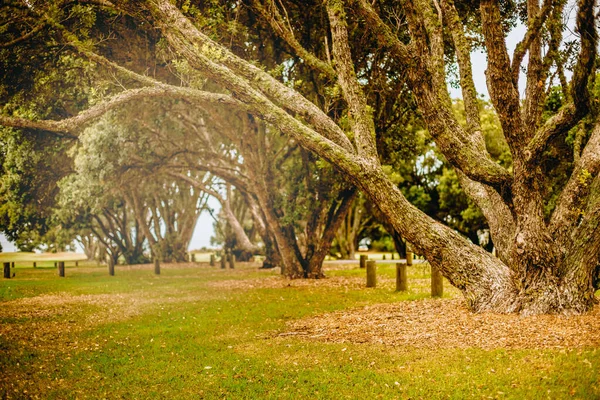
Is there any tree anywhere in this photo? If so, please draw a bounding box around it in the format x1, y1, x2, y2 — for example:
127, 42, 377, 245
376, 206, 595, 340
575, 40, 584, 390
166, 108, 356, 278
1, 0, 598, 314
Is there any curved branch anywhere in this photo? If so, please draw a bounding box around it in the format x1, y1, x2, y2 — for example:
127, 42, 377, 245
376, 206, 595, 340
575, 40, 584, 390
456, 170, 516, 265
167, 171, 260, 253
129, 0, 355, 155
134, 0, 361, 178
0, 86, 241, 134
0, 22, 45, 48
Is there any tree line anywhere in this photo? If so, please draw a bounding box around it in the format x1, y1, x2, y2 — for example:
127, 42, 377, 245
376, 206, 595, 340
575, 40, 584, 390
0, 0, 598, 314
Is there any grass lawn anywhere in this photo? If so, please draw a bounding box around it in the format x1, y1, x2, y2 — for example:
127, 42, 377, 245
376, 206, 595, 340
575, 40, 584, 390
1, 259, 598, 399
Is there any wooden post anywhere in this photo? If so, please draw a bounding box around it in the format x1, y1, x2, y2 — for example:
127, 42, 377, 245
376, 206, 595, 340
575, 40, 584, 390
431, 265, 443, 297
154, 258, 160, 275
396, 263, 407, 291
210, 254, 215, 266
220, 254, 226, 269
359, 254, 367, 269
382, 254, 386, 260
108, 259, 115, 276
3, 262, 10, 279
191, 253, 196, 263
58, 261, 65, 277
406, 251, 413, 266
366, 260, 376, 288
33, 262, 36, 268
54, 262, 57, 268
228, 254, 235, 269
75, 261, 78, 267
11, 262, 15, 269
391, 253, 395, 260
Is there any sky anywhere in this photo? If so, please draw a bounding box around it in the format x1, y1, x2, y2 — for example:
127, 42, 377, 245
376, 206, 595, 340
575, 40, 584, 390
448, 23, 526, 99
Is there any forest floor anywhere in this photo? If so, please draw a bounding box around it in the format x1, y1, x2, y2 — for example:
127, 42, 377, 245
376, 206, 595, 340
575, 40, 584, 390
0, 260, 598, 399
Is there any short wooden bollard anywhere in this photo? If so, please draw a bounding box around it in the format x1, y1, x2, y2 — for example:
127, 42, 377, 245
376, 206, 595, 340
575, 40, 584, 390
191, 253, 196, 263
220, 255, 226, 269
3, 262, 10, 279
406, 251, 413, 266
108, 259, 115, 276
210, 254, 215, 266
58, 261, 65, 277
366, 260, 377, 288
396, 263, 407, 291
382, 254, 386, 260
228, 254, 235, 269
391, 253, 395, 260
359, 254, 367, 269
11, 262, 15, 269
75, 261, 79, 267
54, 262, 57, 268
33, 262, 36, 268
431, 265, 443, 297
154, 258, 160, 275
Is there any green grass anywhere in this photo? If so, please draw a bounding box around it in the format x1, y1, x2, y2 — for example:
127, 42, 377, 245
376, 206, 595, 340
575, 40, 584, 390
1, 261, 598, 399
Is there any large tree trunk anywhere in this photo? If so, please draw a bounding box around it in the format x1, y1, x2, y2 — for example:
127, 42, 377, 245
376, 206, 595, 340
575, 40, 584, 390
357, 165, 597, 314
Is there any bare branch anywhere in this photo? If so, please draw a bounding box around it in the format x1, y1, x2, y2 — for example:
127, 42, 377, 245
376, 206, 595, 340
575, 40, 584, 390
480, 0, 522, 151
550, 120, 600, 240
457, 170, 516, 265
440, 0, 484, 141
132, 0, 360, 177
326, 0, 378, 160
525, 0, 597, 163
510, 0, 553, 88
250, 0, 336, 79
0, 86, 241, 134
136, 0, 355, 155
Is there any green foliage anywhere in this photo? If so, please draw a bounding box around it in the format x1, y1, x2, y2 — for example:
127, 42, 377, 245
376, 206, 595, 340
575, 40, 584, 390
0, 128, 73, 251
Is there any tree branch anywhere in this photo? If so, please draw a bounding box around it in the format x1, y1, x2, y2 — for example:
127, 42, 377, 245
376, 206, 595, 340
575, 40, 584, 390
480, 0, 522, 152
524, 0, 597, 164
326, 0, 378, 161
440, 0, 484, 142
510, 0, 553, 88
550, 120, 600, 240
250, 0, 336, 79
356, 0, 511, 188
133, 0, 355, 155
456, 170, 516, 265
0, 22, 45, 48
0, 86, 241, 134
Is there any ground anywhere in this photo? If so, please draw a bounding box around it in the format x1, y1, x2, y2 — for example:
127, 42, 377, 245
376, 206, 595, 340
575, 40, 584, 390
0, 258, 598, 398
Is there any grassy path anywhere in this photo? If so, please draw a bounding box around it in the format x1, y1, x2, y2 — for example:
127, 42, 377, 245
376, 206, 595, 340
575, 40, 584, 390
1, 262, 598, 399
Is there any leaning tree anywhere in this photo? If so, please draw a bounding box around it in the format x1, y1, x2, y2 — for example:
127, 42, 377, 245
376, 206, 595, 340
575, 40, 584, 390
1, 0, 599, 314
